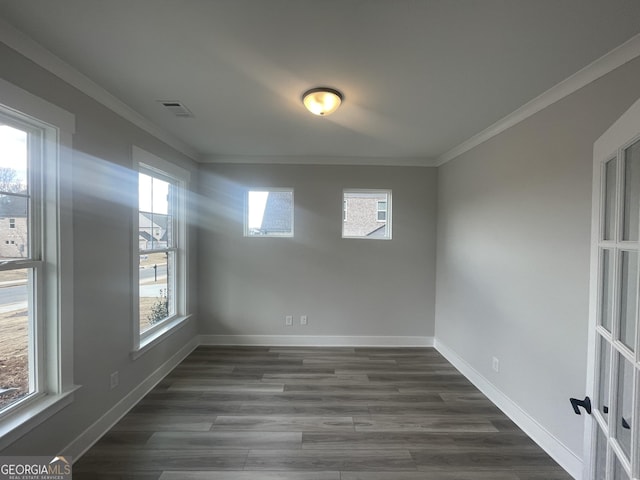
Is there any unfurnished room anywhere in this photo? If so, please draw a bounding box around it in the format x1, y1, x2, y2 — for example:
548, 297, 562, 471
0, 1, 639, 479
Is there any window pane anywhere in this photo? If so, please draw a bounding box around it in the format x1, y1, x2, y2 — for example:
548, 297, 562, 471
614, 353, 633, 461
0, 194, 28, 260
246, 190, 293, 237
622, 140, 640, 241
619, 251, 638, 351
139, 252, 171, 333
0, 124, 30, 261
0, 269, 31, 412
597, 336, 611, 423
604, 158, 617, 241
594, 425, 607, 480
139, 173, 172, 250
600, 249, 614, 332
613, 453, 630, 480
343, 190, 392, 239
0, 124, 29, 193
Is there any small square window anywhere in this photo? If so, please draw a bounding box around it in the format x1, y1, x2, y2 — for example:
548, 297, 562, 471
245, 189, 294, 237
342, 189, 392, 239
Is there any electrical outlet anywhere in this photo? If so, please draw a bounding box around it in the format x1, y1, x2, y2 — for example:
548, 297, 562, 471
300, 315, 308, 326
492, 357, 500, 373
285, 315, 293, 326
110, 371, 119, 389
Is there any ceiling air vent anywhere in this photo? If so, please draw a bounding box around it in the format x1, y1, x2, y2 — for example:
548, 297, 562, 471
158, 100, 194, 118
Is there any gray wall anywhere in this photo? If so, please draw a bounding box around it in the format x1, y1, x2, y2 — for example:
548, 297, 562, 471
198, 164, 437, 339
435, 55, 640, 455
0, 43, 199, 455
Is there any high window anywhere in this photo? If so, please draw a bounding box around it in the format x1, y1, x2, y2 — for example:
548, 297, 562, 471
342, 189, 392, 239
0, 79, 75, 448
134, 147, 189, 352
244, 189, 294, 237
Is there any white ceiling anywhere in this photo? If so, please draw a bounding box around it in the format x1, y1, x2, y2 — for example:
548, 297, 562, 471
1, 0, 640, 164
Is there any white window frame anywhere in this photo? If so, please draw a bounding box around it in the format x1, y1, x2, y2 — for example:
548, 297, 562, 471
342, 189, 393, 240
0, 78, 76, 450
132, 146, 190, 357
244, 188, 294, 238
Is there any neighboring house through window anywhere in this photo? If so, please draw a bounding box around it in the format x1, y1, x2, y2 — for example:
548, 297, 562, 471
245, 189, 294, 237
342, 189, 392, 239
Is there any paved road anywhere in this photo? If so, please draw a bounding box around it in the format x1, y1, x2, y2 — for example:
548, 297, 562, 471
0, 264, 169, 312
0, 284, 27, 313
140, 264, 167, 283
0, 285, 26, 307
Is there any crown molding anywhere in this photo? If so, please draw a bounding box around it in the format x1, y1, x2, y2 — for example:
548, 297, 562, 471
436, 32, 640, 166
0, 18, 200, 161
201, 154, 437, 167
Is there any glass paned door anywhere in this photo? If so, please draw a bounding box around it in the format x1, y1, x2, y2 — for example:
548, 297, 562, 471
589, 115, 640, 480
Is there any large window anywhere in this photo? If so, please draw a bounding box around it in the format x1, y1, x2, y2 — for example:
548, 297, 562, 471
0, 117, 36, 414
244, 188, 294, 237
342, 189, 392, 239
134, 147, 189, 351
0, 79, 75, 448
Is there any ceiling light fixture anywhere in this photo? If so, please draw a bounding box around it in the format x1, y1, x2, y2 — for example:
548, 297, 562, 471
302, 87, 343, 116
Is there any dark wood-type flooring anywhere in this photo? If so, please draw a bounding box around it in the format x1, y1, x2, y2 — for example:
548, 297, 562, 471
74, 346, 572, 479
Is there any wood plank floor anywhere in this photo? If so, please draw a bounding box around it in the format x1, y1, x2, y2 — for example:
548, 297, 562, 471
73, 346, 572, 479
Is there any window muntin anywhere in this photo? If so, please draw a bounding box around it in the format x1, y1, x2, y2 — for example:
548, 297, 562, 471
244, 189, 294, 237
342, 189, 392, 239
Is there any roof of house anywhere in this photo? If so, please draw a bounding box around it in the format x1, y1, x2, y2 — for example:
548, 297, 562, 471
139, 212, 169, 242
258, 192, 292, 234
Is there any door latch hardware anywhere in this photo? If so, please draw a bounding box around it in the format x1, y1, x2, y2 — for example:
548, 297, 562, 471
570, 396, 592, 415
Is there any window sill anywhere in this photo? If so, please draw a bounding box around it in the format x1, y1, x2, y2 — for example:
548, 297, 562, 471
131, 314, 192, 360
341, 236, 393, 240
0, 385, 81, 451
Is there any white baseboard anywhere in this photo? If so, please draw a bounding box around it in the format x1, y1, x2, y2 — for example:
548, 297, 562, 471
199, 334, 434, 347
64, 336, 199, 461
434, 339, 582, 480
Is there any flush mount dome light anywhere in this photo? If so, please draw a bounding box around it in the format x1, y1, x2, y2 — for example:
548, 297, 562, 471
302, 87, 343, 116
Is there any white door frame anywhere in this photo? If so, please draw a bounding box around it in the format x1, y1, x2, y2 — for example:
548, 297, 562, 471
586, 96, 640, 479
